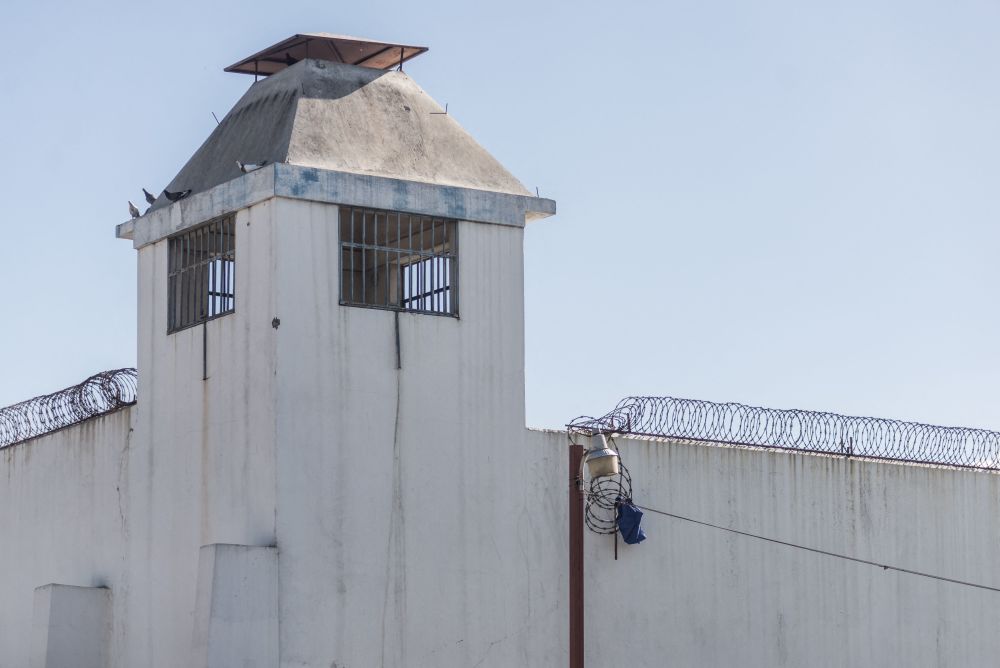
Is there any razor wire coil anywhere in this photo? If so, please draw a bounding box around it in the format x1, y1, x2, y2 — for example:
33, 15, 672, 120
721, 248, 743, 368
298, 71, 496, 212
0, 368, 137, 449
569, 396, 1000, 471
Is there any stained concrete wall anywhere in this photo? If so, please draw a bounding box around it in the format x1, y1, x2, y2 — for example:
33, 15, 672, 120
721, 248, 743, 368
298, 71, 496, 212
6, 181, 1000, 667
118, 193, 564, 667
5, 397, 1000, 666
0, 409, 132, 668
268, 197, 565, 667
1, 195, 298, 666
529, 429, 1000, 668
123, 197, 280, 666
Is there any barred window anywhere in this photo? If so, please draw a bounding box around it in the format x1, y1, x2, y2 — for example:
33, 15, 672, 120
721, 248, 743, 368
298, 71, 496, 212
168, 216, 235, 333
340, 206, 458, 316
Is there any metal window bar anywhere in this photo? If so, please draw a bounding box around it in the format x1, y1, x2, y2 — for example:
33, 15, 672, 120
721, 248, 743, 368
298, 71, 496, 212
339, 206, 457, 316
167, 216, 236, 333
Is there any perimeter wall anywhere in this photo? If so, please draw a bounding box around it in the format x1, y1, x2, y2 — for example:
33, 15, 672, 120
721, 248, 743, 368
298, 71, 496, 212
0, 409, 133, 668
2, 405, 1000, 667
528, 428, 1000, 668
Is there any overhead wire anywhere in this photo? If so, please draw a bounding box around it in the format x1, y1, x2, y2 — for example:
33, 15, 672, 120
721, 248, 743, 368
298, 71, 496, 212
618, 500, 1000, 594
573, 434, 1000, 593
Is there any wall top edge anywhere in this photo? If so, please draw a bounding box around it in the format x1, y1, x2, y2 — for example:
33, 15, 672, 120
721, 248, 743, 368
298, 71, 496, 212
117, 164, 556, 249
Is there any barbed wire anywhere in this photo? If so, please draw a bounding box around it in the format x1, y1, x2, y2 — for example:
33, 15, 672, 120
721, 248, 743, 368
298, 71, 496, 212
586, 464, 633, 535
572, 435, 635, 535
568, 396, 1000, 471
0, 368, 138, 449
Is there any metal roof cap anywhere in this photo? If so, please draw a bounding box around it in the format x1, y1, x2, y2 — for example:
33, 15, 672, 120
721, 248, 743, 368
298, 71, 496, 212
224, 33, 428, 76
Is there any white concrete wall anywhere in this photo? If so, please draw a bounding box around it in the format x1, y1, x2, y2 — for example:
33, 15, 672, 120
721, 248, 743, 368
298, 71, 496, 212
268, 197, 565, 667
7, 185, 1000, 668
192, 544, 278, 668
124, 198, 279, 666
3, 186, 566, 666
31, 584, 111, 668
529, 429, 1000, 668
0, 409, 132, 668
0, 198, 284, 668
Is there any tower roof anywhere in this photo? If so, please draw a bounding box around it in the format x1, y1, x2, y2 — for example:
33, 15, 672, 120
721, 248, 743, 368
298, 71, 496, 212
149, 58, 531, 210
224, 33, 428, 77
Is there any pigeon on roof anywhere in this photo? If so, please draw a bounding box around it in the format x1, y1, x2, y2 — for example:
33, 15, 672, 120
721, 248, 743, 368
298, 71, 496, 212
237, 160, 268, 174
163, 189, 192, 202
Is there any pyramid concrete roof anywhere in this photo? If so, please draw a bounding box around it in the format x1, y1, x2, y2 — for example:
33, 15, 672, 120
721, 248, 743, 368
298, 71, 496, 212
150, 59, 531, 211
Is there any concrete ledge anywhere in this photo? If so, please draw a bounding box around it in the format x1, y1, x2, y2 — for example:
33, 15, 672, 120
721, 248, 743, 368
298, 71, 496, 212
117, 164, 556, 248
273, 164, 555, 228
192, 543, 279, 668
31, 584, 111, 668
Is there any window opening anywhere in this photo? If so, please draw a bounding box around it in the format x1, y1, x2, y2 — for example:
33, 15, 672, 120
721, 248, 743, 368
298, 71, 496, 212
168, 216, 235, 332
339, 206, 458, 316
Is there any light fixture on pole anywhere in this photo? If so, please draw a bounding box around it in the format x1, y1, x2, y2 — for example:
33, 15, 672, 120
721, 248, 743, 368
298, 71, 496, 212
582, 433, 620, 480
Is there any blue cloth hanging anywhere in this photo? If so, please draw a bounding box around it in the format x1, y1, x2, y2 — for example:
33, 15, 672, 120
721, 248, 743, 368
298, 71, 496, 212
617, 499, 647, 545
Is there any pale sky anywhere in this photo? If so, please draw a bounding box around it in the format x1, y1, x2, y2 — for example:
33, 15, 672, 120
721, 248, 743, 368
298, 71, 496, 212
1, 0, 999, 431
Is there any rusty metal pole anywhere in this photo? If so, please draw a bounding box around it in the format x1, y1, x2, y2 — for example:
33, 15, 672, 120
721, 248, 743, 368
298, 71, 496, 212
569, 442, 585, 668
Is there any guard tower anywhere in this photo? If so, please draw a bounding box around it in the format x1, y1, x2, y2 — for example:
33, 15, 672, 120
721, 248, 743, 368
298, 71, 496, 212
116, 34, 557, 667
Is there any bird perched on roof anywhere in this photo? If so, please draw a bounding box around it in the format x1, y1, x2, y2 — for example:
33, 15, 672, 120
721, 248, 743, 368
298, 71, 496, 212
142, 188, 157, 205
163, 188, 192, 202
128, 201, 141, 219
237, 160, 269, 174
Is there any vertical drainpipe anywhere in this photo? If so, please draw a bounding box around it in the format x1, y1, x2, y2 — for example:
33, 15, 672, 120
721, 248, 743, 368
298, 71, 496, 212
569, 442, 585, 668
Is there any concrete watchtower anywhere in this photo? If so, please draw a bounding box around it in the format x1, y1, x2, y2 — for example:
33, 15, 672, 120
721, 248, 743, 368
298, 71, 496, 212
116, 34, 557, 667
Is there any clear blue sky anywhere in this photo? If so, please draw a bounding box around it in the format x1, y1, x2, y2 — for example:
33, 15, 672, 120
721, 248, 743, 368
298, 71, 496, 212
1, 0, 999, 431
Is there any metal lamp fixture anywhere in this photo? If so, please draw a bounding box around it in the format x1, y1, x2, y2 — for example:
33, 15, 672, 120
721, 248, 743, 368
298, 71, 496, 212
584, 433, 620, 479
